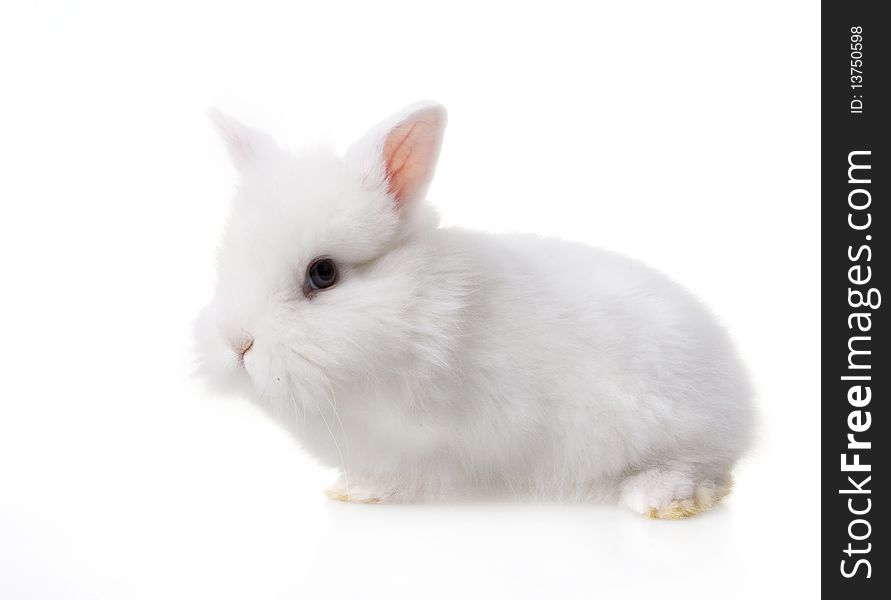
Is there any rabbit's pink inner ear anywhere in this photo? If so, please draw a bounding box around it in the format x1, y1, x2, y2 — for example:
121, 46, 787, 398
382, 111, 444, 207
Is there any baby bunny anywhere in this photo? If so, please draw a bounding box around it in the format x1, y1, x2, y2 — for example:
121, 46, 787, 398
196, 101, 754, 518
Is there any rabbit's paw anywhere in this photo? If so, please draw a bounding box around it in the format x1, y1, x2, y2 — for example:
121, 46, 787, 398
620, 469, 733, 520
324, 481, 398, 504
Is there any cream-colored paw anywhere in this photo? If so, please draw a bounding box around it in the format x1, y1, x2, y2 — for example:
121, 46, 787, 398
645, 480, 733, 519
621, 469, 733, 520
323, 482, 392, 504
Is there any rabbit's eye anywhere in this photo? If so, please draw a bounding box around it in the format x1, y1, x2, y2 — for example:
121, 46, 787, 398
306, 257, 338, 291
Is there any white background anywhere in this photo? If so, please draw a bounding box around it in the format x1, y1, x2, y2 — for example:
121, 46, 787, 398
0, 1, 820, 598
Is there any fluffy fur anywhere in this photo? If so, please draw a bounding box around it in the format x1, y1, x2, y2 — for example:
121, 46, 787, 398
196, 102, 755, 517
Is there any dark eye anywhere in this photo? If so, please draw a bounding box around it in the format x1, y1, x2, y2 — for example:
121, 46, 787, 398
306, 257, 338, 291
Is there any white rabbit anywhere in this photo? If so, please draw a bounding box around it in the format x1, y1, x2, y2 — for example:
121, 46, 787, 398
196, 101, 754, 518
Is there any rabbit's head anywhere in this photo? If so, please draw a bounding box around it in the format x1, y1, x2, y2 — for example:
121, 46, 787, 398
196, 102, 467, 420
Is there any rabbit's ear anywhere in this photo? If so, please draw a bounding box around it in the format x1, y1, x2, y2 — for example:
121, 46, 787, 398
209, 108, 277, 172
346, 101, 447, 207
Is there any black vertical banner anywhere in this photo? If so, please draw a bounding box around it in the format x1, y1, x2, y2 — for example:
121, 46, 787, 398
823, 2, 889, 596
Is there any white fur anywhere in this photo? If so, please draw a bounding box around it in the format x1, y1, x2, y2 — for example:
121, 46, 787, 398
196, 102, 754, 514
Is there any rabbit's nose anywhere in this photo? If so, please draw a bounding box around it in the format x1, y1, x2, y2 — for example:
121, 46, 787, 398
235, 337, 254, 360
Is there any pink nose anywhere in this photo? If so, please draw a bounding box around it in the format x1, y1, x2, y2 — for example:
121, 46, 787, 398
237, 338, 254, 358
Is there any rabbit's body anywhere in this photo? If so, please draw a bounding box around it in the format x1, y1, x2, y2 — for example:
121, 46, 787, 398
198, 102, 754, 518
299, 228, 751, 509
